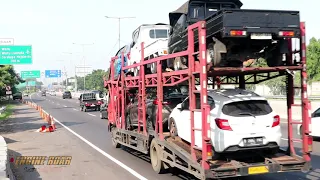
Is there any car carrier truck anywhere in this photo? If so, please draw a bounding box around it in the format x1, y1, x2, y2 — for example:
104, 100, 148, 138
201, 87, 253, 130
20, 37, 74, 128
104, 17, 312, 180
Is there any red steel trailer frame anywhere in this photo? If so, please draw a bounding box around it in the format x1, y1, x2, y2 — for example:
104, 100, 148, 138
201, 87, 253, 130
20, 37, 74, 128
104, 21, 312, 179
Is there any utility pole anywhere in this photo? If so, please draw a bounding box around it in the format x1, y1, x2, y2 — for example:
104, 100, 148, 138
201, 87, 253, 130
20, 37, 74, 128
72, 43, 94, 91
63, 52, 76, 91
105, 16, 135, 49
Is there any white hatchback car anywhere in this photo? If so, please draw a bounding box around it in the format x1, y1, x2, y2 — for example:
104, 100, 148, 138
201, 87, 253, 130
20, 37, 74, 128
168, 88, 281, 155
297, 107, 320, 137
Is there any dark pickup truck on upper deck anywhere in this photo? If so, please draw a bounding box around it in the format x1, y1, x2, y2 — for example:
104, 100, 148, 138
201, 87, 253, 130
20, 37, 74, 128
165, 0, 300, 71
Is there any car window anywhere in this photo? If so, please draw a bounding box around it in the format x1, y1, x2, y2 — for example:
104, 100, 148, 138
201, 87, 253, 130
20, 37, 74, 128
222, 100, 272, 117
182, 97, 189, 110
195, 95, 215, 109
313, 108, 320, 117
149, 29, 169, 39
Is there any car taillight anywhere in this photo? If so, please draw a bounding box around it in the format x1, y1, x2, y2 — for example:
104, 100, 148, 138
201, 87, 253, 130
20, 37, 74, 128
153, 100, 171, 105
279, 31, 294, 37
272, 115, 280, 127
215, 118, 232, 131
230, 30, 246, 36
308, 135, 313, 152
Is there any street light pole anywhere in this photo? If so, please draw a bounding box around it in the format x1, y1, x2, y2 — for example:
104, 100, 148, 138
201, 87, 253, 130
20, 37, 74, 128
104, 16, 135, 49
72, 43, 94, 91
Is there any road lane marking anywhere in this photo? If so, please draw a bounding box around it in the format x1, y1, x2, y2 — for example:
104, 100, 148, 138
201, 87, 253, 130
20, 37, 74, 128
88, 113, 96, 117
73, 108, 79, 111
64, 105, 67, 107
57, 103, 60, 105
29, 94, 147, 180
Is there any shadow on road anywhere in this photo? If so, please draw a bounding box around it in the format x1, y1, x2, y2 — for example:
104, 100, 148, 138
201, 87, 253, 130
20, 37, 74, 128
121, 146, 198, 180
8, 149, 41, 180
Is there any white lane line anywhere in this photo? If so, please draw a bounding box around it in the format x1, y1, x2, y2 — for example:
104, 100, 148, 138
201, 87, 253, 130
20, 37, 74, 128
64, 105, 67, 107
57, 103, 60, 105
73, 108, 79, 111
29, 94, 147, 180
87, 113, 96, 117
52, 102, 55, 104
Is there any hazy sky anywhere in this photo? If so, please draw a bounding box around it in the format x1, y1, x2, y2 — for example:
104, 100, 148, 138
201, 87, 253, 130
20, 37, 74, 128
0, 0, 318, 82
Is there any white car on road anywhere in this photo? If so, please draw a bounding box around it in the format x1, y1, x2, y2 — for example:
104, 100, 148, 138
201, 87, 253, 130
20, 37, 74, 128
168, 88, 281, 155
297, 107, 319, 137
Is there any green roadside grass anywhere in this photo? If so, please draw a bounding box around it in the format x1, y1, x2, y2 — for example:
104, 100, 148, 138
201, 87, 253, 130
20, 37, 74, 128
0, 104, 14, 121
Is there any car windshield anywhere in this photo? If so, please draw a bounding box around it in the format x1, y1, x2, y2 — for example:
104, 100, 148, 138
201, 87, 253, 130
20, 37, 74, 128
82, 93, 96, 100
92, 90, 104, 98
149, 29, 169, 39
222, 100, 273, 117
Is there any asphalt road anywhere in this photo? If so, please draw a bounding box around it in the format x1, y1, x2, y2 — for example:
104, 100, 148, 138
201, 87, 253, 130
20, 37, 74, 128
29, 93, 320, 180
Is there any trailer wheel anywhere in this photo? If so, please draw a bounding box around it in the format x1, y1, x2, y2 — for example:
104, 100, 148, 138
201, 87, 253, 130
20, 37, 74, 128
150, 139, 164, 174
169, 118, 178, 137
111, 127, 121, 148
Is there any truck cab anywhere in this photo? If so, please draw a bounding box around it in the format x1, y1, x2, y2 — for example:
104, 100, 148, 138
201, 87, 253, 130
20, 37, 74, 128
128, 23, 170, 76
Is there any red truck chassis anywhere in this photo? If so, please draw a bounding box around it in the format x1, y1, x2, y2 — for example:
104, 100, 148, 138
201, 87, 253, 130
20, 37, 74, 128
104, 21, 312, 179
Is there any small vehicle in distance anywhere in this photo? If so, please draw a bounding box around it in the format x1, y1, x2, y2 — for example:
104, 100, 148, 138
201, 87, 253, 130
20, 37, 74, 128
79, 92, 103, 112
62, 91, 72, 99
13, 92, 22, 100
50, 90, 56, 96
169, 88, 281, 157
23, 92, 29, 97
41, 91, 46, 96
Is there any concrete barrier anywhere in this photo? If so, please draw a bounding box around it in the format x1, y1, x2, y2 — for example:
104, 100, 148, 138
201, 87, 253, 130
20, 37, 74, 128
0, 136, 14, 180
268, 100, 320, 120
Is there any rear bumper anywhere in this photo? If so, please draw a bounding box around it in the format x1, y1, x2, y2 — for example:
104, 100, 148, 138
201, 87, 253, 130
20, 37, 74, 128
85, 105, 101, 109
223, 142, 279, 152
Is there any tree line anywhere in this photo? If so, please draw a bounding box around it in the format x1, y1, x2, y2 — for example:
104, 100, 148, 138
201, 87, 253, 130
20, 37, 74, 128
0, 65, 24, 96
248, 37, 320, 95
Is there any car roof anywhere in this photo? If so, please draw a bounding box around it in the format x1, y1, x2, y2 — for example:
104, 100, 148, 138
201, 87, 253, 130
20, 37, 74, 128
207, 88, 266, 102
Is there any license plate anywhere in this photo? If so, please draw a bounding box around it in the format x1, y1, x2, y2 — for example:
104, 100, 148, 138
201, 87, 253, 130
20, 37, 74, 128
91, 105, 95, 107
243, 137, 263, 146
250, 33, 272, 39
248, 166, 269, 174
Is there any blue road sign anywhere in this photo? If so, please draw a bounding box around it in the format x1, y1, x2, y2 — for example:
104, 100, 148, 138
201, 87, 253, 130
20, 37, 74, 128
45, 70, 61, 78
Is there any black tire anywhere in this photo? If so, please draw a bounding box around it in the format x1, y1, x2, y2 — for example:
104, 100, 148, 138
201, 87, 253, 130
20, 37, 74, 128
169, 118, 178, 137
126, 115, 131, 130
80, 106, 83, 111
84, 107, 87, 112
111, 127, 120, 148
150, 138, 165, 174
100, 113, 103, 119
